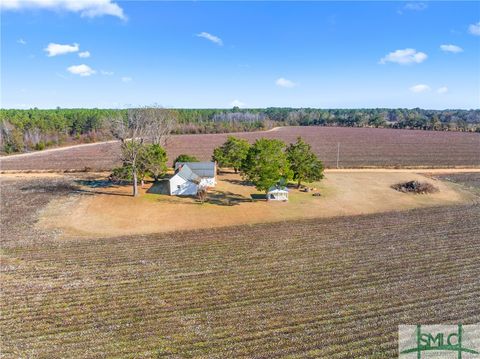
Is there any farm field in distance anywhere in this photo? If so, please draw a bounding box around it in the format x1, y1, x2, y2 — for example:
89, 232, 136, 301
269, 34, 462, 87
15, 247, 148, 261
1, 174, 479, 358
1, 126, 479, 171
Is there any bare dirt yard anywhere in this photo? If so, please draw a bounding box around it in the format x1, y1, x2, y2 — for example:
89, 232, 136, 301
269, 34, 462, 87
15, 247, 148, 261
28, 169, 478, 239
1, 126, 479, 171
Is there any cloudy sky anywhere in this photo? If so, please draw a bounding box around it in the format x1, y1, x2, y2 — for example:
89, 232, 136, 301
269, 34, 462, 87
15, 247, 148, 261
1, 0, 479, 109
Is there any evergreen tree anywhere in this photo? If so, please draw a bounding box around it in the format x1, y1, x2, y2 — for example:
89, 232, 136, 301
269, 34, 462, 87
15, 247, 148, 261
173, 154, 199, 166
240, 138, 292, 193
212, 136, 250, 173
286, 137, 324, 188
141, 144, 168, 181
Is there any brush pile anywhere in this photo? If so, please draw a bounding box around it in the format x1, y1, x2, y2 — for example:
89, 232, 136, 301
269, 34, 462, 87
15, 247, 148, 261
392, 180, 438, 194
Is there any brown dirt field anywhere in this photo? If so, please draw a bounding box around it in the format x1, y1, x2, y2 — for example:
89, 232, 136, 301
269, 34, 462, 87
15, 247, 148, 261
1, 126, 479, 171
1, 174, 479, 358
36, 171, 477, 239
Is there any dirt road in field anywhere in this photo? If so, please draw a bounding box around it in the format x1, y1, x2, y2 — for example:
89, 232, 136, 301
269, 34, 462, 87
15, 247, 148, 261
0, 140, 119, 159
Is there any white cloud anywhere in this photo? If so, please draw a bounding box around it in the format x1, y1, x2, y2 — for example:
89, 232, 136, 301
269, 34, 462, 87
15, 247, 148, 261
380, 48, 427, 65
17, 38, 26, 45
67, 64, 95, 77
78, 51, 90, 58
196, 32, 223, 46
275, 77, 297, 88
437, 86, 448, 94
440, 44, 463, 53
404, 2, 428, 11
121, 76, 132, 82
1, 0, 126, 20
409, 84, 431, 93
230, 99, 245, 108
469, 22, 480, 36
101, 70, 114, 76
44, 43, 79, 57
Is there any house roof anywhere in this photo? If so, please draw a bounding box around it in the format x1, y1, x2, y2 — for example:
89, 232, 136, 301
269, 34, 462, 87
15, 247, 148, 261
268, 186, 289, 194
175, 162, 216, 178
175, 165, 200, 183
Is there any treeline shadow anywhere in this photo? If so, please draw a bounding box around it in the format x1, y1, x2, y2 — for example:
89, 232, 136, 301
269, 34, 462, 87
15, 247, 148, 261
222, 178, 254, 187
203, 190, 256, 206
20, 182, 80, 194
73, 179, 132, 197
146, 180, 169, 195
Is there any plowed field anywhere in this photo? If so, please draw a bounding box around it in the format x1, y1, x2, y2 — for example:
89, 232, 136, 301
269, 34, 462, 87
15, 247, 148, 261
1, 127, 479, 171
1, 174, 479, 358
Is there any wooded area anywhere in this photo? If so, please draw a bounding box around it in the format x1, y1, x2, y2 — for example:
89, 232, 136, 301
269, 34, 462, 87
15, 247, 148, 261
1, 107, 479, 154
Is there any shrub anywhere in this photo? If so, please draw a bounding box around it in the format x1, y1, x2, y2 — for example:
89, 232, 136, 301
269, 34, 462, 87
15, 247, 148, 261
109, 165, 133, 183
391, 181, 439, 194
173, 154, 199, 166
35, 142, 46, 151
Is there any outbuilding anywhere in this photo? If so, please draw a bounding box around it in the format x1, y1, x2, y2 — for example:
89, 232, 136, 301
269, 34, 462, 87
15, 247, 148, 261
267, 186, 289, 201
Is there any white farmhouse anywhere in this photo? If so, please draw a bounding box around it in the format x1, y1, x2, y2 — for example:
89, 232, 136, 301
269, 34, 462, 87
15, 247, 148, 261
169, 162, 216, 196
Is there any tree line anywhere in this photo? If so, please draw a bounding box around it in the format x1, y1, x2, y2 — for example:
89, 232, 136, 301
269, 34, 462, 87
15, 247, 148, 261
1, 107, 479, 154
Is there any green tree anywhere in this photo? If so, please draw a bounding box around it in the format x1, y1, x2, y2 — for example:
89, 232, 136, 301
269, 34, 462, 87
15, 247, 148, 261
368, 115, 386, 128
141, 144, 168, 181
212, 136, 250, 173
110, 163, 133, 182
240, 138, 292, 193
428, 115, 440, 130
286, 137, 324, 188
110, 161, 148, 185
173, 154, 199, 166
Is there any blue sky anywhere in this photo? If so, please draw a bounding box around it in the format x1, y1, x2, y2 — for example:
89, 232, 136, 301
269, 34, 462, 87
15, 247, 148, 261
1, 1, 479, 109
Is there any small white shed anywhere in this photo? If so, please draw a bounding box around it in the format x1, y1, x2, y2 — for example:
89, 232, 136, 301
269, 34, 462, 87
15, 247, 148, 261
267, 186, 289, 201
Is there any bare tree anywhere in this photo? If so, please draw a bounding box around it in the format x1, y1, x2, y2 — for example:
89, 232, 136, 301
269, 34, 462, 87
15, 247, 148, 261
111, 109, 150, 197
24, 127, 41, 149
0, 120, 11, 149
1, 120, 24, 153
146, 106, 176, 146
111, 106, 177, 197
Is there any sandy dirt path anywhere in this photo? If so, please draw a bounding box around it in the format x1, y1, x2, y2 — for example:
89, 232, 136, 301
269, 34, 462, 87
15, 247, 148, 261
0, 140, 119, 159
